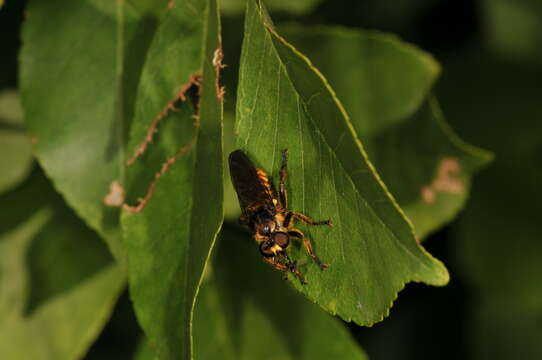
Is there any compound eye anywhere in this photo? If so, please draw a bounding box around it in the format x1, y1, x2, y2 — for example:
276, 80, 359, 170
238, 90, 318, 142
259, 240, 275, 258
272, 232, 290, 248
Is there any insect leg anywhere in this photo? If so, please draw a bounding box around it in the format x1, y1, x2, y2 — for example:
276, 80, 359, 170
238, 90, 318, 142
263, 255, 308, 285
279, 149, 288, 208
280, 251, 308, 285
288, 229, 329, 270
287, 260, 308, 285
263, 256, 289, 271
283, 211, 294, 227
292, 212, 333, 227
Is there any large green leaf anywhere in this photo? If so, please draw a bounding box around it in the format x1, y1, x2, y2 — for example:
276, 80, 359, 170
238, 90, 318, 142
120, 0, 223, 359
0, 172, 125, 360
281, 26, 492, 239
20, 0, 170, 261
0, 90, 33, 195
234, 0, 448, 326
193, 225, 367, 360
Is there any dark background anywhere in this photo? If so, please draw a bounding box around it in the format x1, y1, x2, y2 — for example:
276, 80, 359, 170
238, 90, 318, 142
2, 0, 540, 359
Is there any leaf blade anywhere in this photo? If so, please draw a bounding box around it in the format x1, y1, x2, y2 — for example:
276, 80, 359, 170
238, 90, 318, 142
120, 0, 223, 358
235, 0, 448, 326
20, 0, 170, 261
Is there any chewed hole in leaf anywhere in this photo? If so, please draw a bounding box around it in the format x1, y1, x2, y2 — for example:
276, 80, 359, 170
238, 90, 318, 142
104, 74, 203, 213
421, 156, 464, 204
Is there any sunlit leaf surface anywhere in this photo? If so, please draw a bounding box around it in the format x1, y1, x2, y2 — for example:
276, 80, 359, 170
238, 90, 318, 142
234, 0, 448, 326
120, 0, 223, 359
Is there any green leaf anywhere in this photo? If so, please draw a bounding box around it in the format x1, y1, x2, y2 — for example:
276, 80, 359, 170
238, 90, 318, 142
193, 225, 367, 360
0, 90, 33, 195
281, 26, 492, 239
0, 175, 125, 360
20, 0, 170, 261
120, 0, 223, 359
235, 0, 448, 326
280, 27, 438, 135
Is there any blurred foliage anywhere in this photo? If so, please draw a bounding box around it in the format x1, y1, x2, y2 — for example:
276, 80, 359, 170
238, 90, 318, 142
0, 90, 33, 195
1, 0, 539, 359
439, 48, 542, 360
482, 0, 542, 64
0, 168, 125, 359
435, 1, 542, 358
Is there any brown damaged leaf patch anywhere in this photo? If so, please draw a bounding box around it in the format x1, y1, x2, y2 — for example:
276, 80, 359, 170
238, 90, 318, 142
104, 180, 125, 207
421, 157, 464, 204
212, 45, 226, 100
122, 138, 196, 213
126, 73, 202, 166
105, 74, 202, 213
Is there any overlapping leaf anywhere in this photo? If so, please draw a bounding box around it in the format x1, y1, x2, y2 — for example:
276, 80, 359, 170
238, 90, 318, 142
21, 1, 224, 359
0, 90, 33, 195
20, 0, 170, 261
193, 226, 367, 360
120, 0, 223, 359
235, 0, 448, 326
281, 26, 492, 238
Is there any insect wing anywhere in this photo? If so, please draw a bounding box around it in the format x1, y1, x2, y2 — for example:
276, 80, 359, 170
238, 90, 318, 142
229, 150, 274, 212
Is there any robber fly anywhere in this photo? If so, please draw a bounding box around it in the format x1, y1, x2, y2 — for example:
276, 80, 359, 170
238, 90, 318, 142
228, 149, 332, 285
